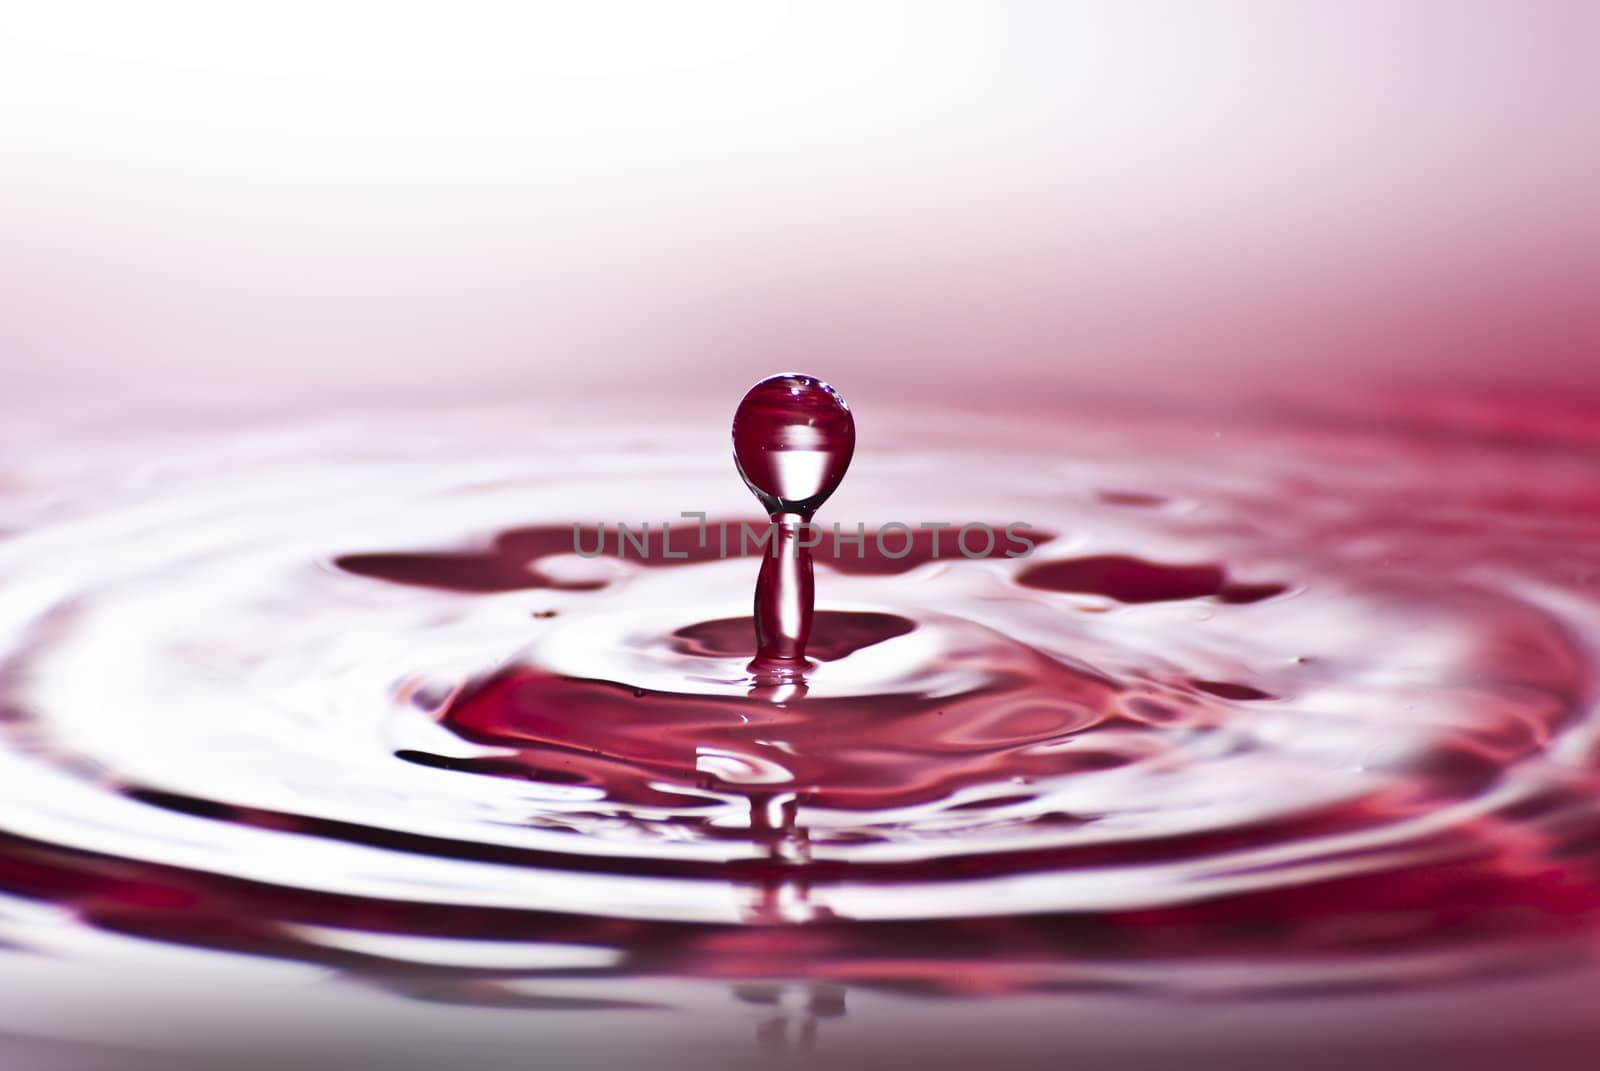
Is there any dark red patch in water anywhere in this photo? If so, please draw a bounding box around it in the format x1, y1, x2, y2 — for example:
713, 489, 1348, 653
433, 655, 1120, 812
1016, 554, 1286, 605
1191, 680, 1276, 701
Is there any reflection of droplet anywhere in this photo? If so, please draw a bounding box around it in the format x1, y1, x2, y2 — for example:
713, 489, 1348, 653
694, 746, 794, 785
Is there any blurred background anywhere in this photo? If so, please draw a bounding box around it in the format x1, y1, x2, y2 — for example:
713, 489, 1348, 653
2, 0, 1597, 419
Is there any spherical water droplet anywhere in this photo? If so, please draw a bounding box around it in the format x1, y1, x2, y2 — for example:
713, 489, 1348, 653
732, 373, 855, 518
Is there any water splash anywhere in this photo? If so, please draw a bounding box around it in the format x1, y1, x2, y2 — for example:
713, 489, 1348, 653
731, 373, 856, 675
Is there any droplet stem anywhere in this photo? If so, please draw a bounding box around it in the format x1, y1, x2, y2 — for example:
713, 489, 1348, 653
752, 513, 815, 669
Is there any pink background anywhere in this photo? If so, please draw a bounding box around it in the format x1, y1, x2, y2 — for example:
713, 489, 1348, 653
2, 1, 1597, 418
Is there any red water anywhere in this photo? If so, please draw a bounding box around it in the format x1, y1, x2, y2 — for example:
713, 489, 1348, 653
1, 388, 1600, 1033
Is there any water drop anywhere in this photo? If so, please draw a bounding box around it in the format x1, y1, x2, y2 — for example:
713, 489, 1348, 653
732, 374, 855, 672
732, 373, 855, 517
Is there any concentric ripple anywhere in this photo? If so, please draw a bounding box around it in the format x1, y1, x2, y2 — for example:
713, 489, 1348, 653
1, 398, 1600, 999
